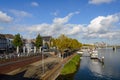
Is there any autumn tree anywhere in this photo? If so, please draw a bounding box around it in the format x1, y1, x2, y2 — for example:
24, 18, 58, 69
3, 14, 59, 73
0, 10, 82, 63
51, 34, 82, 51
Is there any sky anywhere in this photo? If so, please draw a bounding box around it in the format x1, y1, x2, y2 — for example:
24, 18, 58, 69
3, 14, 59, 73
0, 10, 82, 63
0, 0, 120, 44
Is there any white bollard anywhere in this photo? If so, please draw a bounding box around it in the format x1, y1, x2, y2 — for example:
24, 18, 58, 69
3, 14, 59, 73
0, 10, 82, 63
17, 46, 19, 54
34, 46, 36, 53
23, 46, 25, 53
39, 47, 42, 53
27, 47, 30, 55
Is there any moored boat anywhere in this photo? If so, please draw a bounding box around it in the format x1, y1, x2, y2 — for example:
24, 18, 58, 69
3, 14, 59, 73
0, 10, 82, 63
90, 50, 98, 59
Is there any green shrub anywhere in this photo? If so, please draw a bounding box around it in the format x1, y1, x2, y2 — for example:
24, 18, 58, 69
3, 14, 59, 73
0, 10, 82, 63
61, 54, 81, 75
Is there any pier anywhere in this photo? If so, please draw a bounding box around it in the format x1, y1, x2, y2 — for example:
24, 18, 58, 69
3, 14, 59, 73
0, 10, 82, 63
82, 49, 104, 64
90, 50, 104, 64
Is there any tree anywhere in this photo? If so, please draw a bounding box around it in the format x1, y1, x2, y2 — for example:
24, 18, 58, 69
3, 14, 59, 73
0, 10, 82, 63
13, 33, 23, 47
35, 34, 42, 49
51, 34, 82, 51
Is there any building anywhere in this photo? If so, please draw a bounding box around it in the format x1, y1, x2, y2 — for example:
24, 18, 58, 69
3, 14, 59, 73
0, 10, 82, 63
22, 36, 52, 52
0, 34, 14, 53
0, 34, 7, 51
42, 36, 52, 48
24, 39, 35, 52
94, 42, 107, 48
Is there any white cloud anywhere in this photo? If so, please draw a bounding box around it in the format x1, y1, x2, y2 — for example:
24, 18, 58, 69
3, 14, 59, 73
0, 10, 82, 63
20, 11, 81, 37
87, 13, 120, 33
53, 16, 70, 24
0, 11, 13, 23
31, 2, 39, 7
53, 11, 80, 24
83, 30, 120, 40
67, 25, 84, 35
99, 31, 120, 39
25, 23, 83, 37
28, 23, 50, 33
85, 13, 120, 39
15, 12, 120, 42
10, 9, 32, 17
89, 0, 115, 5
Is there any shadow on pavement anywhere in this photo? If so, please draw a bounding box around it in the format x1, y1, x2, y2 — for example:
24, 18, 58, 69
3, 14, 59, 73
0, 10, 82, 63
0, 70, 39, 80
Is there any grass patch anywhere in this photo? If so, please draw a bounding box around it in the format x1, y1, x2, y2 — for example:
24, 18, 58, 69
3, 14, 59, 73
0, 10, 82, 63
61, 54, 81, 75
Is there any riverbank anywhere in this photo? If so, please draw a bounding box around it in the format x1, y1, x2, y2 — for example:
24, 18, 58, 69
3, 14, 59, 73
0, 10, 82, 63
56, 54, 81, 80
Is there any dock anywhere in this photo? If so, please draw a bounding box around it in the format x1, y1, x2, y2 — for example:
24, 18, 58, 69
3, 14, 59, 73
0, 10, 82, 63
90, 50, 104, 64
98, 57, 104, 64
90, 56, 104, 64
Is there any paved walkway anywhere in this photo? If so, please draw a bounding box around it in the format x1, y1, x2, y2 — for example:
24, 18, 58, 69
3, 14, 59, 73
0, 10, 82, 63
4, 55, 61, 79
0, 55, 43, 74
23, 56, 61, 78
0, 52, 77, 80
42, 53, 77, 80
0, 56, 41, 67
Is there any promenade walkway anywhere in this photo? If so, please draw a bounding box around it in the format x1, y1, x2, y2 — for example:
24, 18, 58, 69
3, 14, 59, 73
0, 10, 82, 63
41, 53, 77, 80
0, 52, 77, 80
0, 55, 43, 74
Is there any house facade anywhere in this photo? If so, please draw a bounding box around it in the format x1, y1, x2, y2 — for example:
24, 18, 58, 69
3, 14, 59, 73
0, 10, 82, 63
0, 34, 14, 52
42, 36, 52, 48
0, 34, 7, 51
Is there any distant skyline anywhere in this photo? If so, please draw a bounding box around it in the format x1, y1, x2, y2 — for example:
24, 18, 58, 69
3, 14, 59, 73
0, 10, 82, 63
0, 0, 120, 44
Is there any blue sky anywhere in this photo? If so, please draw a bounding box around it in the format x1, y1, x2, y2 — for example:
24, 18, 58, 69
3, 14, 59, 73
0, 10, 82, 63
0, 0, 120, 44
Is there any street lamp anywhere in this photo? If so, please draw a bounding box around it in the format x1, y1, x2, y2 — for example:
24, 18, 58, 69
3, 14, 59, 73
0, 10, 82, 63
42, 48, 44, 74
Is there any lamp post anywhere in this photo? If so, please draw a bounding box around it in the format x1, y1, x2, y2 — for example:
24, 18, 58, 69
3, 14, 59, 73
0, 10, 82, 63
42, 49, 44, 74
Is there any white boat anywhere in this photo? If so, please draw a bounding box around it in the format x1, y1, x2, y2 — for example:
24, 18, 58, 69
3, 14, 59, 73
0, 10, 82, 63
90, 50, 98, 59
77, 51, 83, 54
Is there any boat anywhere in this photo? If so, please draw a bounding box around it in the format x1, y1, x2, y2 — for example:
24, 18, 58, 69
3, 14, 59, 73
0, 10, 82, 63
98, 56, 104, 64
90, 50, 98, 59
77, 51, 83, 54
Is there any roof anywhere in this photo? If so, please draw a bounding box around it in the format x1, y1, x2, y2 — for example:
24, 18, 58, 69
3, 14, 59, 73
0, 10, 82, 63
42, 36, 52, 38
4, 34, 14, 39
42, 36, 52, 41
0, 34, 14, 39
0, 34, 5, 39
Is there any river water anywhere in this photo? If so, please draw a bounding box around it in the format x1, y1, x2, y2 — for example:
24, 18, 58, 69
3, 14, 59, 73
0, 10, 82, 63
74, 48, 120, 80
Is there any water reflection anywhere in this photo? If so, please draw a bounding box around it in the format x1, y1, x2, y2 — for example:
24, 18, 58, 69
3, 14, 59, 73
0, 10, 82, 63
74, 48, 120, 80
89, 59, 103, 77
